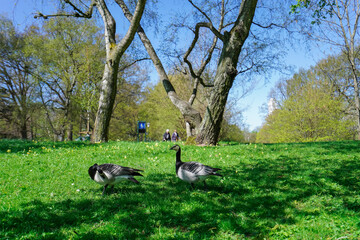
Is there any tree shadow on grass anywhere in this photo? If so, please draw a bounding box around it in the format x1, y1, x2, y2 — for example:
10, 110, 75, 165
0, 171, 292, 239
330, 158, 360, 212
214, 153, 360, 237
2, 151, 359, 239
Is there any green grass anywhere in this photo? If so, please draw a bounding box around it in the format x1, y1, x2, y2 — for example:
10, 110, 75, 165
1, 140, 360, 239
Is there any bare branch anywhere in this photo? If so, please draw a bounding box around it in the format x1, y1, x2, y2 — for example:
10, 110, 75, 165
237, 62, 255, 74
34, 0, 96, 19
184, 0, 226, 105
188, 78, 199, 105
63, 0, 94, 18
187, 0, 212, 23
252, 22, 284, 29
183, 22, 222, 87
119, 57, 151, 71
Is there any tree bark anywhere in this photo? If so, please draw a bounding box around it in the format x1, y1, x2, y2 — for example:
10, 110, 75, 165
349, 59, 360, 140
196, 0, 258, 145
118, 0, 202, 130
120, 0, 257, 145
67, 123, 73, 141
20, 118, 27, 139
92, 0, 146, 142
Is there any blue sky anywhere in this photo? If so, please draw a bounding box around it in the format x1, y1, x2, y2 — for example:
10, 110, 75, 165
1, 0, 324, 131
242, 47, 321, 131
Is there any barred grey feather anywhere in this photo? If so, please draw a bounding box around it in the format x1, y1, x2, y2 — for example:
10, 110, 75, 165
88, 163, 143, 195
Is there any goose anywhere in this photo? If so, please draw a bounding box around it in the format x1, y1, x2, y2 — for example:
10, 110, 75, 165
88, 163, 143, 194
170, 144, 222, 189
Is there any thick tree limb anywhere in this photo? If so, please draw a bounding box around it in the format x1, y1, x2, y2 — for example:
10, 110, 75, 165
96, 0, 116, 54
185, 0, 225, 104
116, 0, 202, 128
92, 0, 146, 142
113, 0, 146, 59
183, 23, 218, 88
196, 0, 258, 145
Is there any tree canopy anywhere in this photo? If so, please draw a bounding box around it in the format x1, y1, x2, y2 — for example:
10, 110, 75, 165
257, 57, 356, 143
1, 0, 359, 143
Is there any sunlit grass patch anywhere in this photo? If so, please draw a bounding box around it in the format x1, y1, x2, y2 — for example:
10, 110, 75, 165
1, 139, 360, 239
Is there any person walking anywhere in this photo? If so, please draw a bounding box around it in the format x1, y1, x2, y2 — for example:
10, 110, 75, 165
171, 129, 180, 142
163, 129, 171, 141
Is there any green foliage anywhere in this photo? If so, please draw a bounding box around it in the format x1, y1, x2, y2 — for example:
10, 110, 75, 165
258, 66, 356, 143
0, 15, 150, 141
219, 123, 245, 143
26, 17, 105, 140
1, 139, 360, 239
291, 0, 336, 24
185, 136, 197, 145
139, 74, 203, 141
0, 16, 38, 139
316, 52, 360, 122
109, 76, 146, 141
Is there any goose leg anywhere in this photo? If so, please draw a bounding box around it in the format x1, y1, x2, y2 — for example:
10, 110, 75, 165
102, 184, 108, 195
203, 181, 208, 191
190, 183, 195, 189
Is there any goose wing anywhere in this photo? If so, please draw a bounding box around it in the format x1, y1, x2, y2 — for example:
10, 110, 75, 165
99, 164, 143, 177
181, 161, 220, 176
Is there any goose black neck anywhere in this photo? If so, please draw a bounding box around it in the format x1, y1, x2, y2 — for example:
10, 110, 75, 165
175, 148, 183, 174
176, 148, 182, 163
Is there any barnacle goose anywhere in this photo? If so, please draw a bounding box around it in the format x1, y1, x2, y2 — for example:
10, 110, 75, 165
170, 145, 222, 189
88, 163, 143, 194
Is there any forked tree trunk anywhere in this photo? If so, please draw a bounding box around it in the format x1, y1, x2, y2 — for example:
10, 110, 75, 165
120, 0, 257, 145
196, 0, 257, 145
92, 0, 146, 143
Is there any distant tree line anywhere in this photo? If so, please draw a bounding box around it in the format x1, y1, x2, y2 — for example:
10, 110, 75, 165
257, 0, 360, 143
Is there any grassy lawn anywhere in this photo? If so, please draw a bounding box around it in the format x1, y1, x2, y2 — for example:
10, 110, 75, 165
1, 140, 360, 239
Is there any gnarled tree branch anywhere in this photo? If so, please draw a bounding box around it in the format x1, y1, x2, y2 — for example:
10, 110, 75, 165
34, 0, 96, 19
116, 0, 202, 128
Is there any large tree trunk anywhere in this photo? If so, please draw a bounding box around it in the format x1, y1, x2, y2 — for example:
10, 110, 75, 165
67, 123, 73, 141
20, 119, 27, 140
120, 0, 257, 145
93, 58, 120, 142
92, 0, 146, 143
350, 60, 360, 140
196, 0, 257, 145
